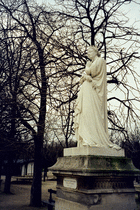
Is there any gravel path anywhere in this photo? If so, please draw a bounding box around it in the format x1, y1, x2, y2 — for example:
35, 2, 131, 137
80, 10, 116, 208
0, 175, 56, 210
1, 175, 140, 210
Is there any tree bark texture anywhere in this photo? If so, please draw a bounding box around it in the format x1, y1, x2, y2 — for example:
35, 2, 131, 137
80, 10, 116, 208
4, 153, 13, 194
30, 136, 43, 206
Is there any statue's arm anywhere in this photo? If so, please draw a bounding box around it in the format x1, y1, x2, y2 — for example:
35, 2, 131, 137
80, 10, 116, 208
85, 60, 97, 78
91, 57, 105, 78
85, 61, 92, 75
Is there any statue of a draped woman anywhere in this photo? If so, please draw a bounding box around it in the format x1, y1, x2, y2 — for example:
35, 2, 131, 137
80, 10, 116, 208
74, 46, 120, 150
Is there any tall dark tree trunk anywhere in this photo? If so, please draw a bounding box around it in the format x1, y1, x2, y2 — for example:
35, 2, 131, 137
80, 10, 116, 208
0, 159, 2, 189
4, 153, 13, 194
30, 46, 47, 207
30, 136, 43, 206
4, 108, 16, 194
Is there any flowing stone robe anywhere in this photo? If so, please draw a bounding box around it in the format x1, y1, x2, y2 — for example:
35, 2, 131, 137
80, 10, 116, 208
74, 56, 113, 148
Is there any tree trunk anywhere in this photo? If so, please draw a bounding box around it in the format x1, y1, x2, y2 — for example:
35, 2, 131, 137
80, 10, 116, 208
4, 153, 13, 194
30, 37, 47, 207
30, 136, 43, 207
0, 159, 2, 189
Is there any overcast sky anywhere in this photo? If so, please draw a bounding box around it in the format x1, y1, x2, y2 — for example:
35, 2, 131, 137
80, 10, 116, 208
36, 0, 54, 5
36, 0, 140, 25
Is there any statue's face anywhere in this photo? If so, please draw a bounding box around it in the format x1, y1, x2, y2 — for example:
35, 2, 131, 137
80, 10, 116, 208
87, 47, 97, 60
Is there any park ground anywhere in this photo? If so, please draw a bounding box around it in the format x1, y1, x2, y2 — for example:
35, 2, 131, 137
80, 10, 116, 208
1, 174, 140, 210
0, 173, 56, 210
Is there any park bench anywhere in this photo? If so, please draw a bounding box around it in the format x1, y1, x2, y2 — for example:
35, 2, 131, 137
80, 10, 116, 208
134, 183, 140, 201
43, 188, 56, 210
48, 189, 56, 203
15, 176, 33, 183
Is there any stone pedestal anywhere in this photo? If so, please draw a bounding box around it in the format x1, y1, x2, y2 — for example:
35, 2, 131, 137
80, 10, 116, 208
49, 147, 140, 210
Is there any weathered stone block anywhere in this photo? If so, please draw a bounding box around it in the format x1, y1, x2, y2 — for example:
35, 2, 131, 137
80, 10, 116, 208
64, 146, 124, 157
49, 154, 140, 210
55, 194, 137, 210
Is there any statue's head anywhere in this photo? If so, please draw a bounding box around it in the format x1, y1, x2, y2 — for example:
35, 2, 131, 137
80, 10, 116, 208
87, 45, 100, 60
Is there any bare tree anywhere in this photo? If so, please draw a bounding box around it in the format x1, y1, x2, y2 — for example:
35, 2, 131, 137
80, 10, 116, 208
51, 0, 140, 144
47, 74, 78, 147
0, 0, 62, 206
0, 21, 25, 193
44, 24, 86, 147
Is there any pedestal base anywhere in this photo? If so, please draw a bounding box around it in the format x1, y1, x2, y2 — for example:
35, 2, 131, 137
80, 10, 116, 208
55, 193, 136, 210
49, 149, 140, 210
64, 146, 124, 157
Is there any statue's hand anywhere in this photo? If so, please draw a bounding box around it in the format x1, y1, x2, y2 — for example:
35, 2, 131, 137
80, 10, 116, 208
85, 75, 92, 82
80, 74, 92, 84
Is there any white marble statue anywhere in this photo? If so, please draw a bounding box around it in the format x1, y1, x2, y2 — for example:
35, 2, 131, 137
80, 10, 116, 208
74, 45, 120, 150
